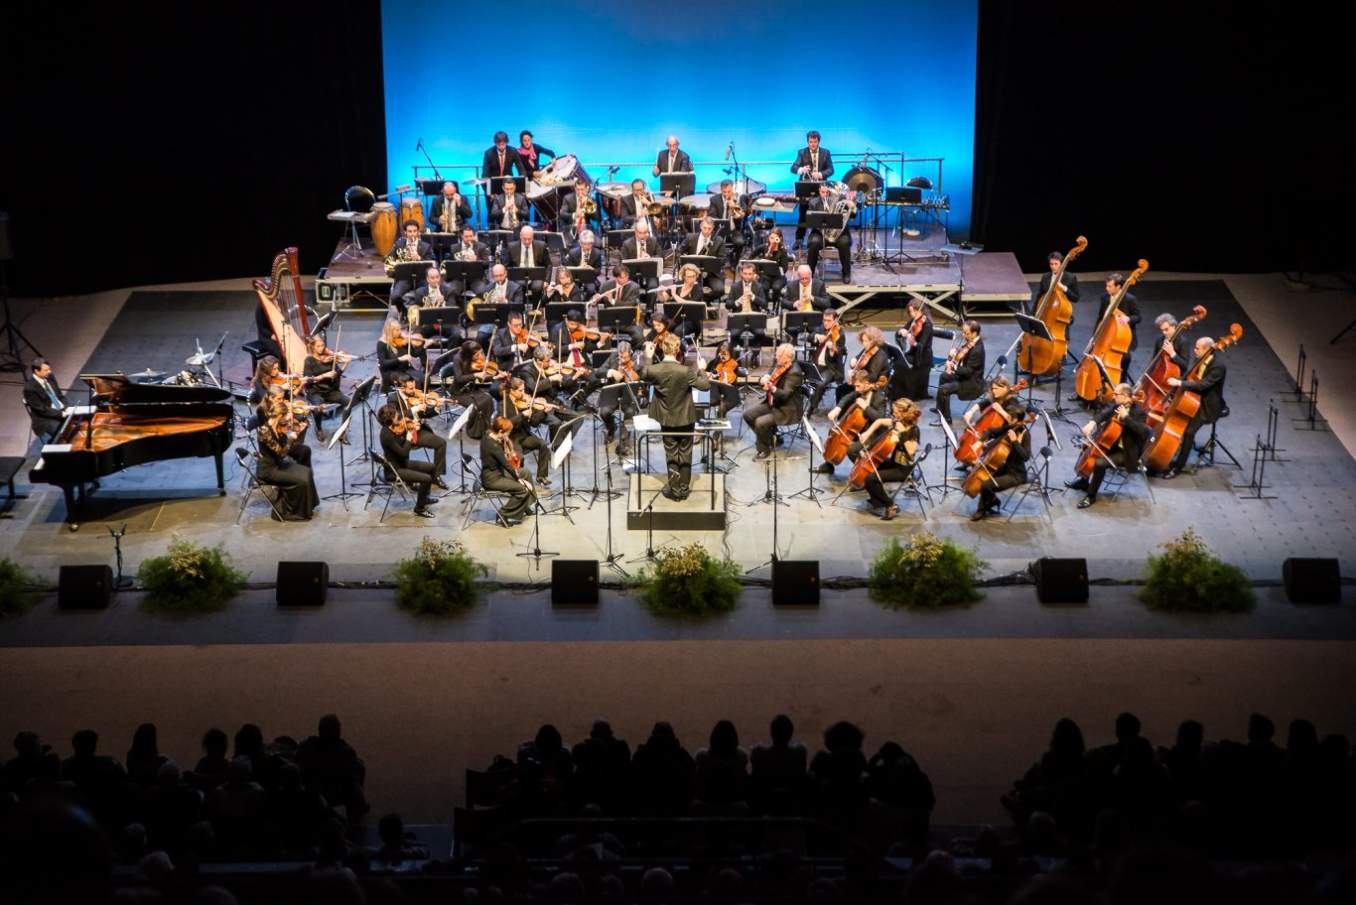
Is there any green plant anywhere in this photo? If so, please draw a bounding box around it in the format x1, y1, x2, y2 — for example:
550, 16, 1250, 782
392, 537, 487, 615
868, 532, 985, 609
0, 557, 38, 616
636, 542, 741, 616
1140, 527, 1254, 612
138, 538, 247, 613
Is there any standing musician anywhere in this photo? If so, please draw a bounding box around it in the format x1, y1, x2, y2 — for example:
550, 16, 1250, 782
447, 225, 491, 299
1152, 313, 1190, 372
892, 298, 934, 401
491, 311, 540, 369
791, 130, 834, 250
376, 403, 437, 519
482, 131, 525, 184
504, 377, 557, 485
640, 332, 711, 501
393, 375, 451, 485
443, 340, 498, 440
617, 178, 654, 228
806, 182, 854, 284
256, 396, 320, 522
480, 415, 537, 525
1097, 272, 1141, 377
23, 357, 68, 442
933, 320, 985, 428
806, 309, 846, 414
302, 335, 353, 443
817, 370, 889, 476
501, 225, 551, 301
708, 180, 749, 263
405, 267, 465, 344
969, 395, 1031, 522
678, 218, 726, 299
491, 178, 530, 230
600, 340, 645, 457
545, 266, 586, 305
722, 262, 767, 313
620, 221, 663, 291
385, 220, 434, 307
743, 343, 803, 461
559, 180, 600, 240
377, 321, 425, 390
595, 264, 644, 311
653, 135, 692, 177
787, 264, 831, 313
1030, 250, 1080, 316
429, 181, 473, 237
752, 230, 793, 305
1159, 336, 1228, 479
854, 398, 922, 521
516, 130, 555, 178
1066, 383, 1150, 508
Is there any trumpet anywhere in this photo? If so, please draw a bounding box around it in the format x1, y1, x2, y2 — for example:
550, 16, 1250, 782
580, 198, 598, 216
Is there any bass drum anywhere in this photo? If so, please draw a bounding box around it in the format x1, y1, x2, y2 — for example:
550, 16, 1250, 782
371, 202, 397, 256
842, 165, 883, 197
528, 154, 593, 223
400, 196, 425, 231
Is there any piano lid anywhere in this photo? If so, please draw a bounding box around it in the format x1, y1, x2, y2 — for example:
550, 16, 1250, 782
79, 373, 234, 405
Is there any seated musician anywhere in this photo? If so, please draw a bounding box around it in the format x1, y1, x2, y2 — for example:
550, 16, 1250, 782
393, 376, 450, 485
256, 396, 320, 522
743, 343, 803, 461
960, 375, 1020, 449
807, 309, 846, 415
302, 335, 352, 443
446, 225, 491, 299
599, 340, 645, 457
1160, 336, 1228, 479
752, 230, 793, 305
554, 309, 609, 375
660, 264, 707, 336
559, 180, 600, 240
376, 403, 437, 519
933, 319, 984, 428
441, 340, 499, 439
641, 313, 687, 361
250, 356, 299, 414
787, 264, 831, 313
703, 341, 745, 458
708, 180, 749, 263
620, 220, 663, 290
480, 415, 537, 526
595, 264, 644, 311
484, 263, 525, 308
1030, 250, 1080, 317
566, 229, 604, 273
377, 321, 425, 391
890, 298, 934, 402
405, 267, 466, 345
653, 135, 692, 177
817, 370, 889, 476
490, 311, 537, 370
501, 225, 551, 302
515, 344, 577, 406
618, 178, 652, 228
1065, 382, 1150, 508
385, 220, 434, 308
854, 397, 922, 522
723, 262, 768, 313
429, 181, 473, 237
23, 358, 68, 443
1097, 272, 1141, 377
678, 218, 726, 299
516, 130, 555, 179
491, 178, 530, 231
806, 182, 854, 283
970, 396, 1031, 522
545, 266, 585, 306
504, 377, 557, 485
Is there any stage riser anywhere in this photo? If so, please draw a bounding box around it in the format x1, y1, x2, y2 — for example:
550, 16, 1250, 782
626, 474, 725, 531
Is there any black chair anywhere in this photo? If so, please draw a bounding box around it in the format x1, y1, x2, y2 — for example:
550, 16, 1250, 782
364, 451, 416, 523
234, 447, 285, 523
458, 454, 514, 529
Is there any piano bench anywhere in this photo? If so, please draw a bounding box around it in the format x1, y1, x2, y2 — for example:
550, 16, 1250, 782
0, 456, 26, 515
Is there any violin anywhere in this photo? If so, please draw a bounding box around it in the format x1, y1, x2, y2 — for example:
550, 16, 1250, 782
512, 394, 560, 414
850, 344, 888, 390
1074, 259, 1148, 402
400, 385, 446, 414
1074, 390, 1146, 477
504, 436, 523, 471
762, 360, 792, 406
944, 336, 977, 376
268, 372, 311, 392
613, 353, 641, 383
1019, 236, 1086, 377
816, 325, 842, 367
962, 411, 1038, 498
712, 356, 738, 384
955, 381, 1030, 464
471, 353, 505, 381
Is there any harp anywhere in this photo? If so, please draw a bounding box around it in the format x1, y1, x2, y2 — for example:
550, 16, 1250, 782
253, 247, 312, 375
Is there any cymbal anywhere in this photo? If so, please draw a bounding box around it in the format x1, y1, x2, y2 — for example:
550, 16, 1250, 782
679, 193, 713, 208
185, 352, 215, 366
130, 368, 167, 380
596, 181, 630, 198
706, 177, 767, 196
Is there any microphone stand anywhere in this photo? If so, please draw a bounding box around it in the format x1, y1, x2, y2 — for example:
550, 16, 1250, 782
746, 444, 782, 575
600, 449, 628, 578
514, 494, 557, 565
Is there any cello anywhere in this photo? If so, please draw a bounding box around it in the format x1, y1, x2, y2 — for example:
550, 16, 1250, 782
962, 410, 1038, 498
1135, 305, 1206, 421
1018, 236, 1087, 376
955, 380, 1029, 464
1073, 388, 1146, 477
823, 398, 871, 465
1141, 324, 1244, 472
1073, 259, 1149, 402
849, 429, 902, 489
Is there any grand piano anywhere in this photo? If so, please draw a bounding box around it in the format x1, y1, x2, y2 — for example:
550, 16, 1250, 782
29, 374, 236, 521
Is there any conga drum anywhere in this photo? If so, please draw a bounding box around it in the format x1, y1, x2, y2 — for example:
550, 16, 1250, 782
400, 197, 425, 232
371, 202, 397, 256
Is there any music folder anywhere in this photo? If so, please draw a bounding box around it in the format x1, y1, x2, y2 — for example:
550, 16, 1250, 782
794, 180, 822, 200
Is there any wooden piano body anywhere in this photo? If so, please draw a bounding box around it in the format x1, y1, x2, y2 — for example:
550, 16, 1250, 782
29, 374, 236, 522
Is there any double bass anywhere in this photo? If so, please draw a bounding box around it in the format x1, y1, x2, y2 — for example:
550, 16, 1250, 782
1141, 324, 1244, 472
1135, 305, 1206, 420
962, 411, 1037, 498
1018, 236, 1086, 376
1074, 259, 1148, 402
954, 380, 1029, 464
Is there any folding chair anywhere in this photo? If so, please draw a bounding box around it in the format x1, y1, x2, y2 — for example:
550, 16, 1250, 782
364, 451, 416, 523
883, 444, 934, 519
234, 447, 286, 523
458, 454, 514, 528
1098, 461, 1157, 504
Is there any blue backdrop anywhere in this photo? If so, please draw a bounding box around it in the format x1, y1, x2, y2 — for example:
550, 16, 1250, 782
382, 0, 977, 235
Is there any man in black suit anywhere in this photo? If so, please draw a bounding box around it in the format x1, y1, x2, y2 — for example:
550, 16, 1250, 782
1096, 272, 1141, 377
377, 404, 437, 518
743, 343, 804, 460
501, 225, 551, 302
806, 182, 853, 283
933, 319, 985, 426
1029, 250, 1080, 316
490, 180, 530, 231
1160, 336, 1228, 478
596, 264, 645, 312
480, 264, 525, 348
723, 262, 767, 312
404, 267, 465, 345
482, 130, 525, 186
807, 309, 846, 413
446, 226, 491, 299
640, 333, 710, 500
678, 218, 726, 298
786, 264, 831, 312
791, 130, 834, 249
616, 179, 654, 228
559, 180, 600, 239
708, 179, 749, 263
652, 135, 692, 177
385, 220, 435, 306
491, 310, 533, 369
565, 230, 604, 296
24, 358, 68, 442
429, 181, 473, 236
620, 221, 663, 290
1065, 383, 1151, 508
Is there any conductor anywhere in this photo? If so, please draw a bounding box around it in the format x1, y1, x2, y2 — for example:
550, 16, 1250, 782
640, 333, 710, 501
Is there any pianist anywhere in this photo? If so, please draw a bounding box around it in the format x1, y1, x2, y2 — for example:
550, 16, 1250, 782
24, 358, 68, 442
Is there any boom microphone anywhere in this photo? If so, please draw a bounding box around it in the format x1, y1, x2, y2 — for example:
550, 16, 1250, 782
725, 142, 733, 161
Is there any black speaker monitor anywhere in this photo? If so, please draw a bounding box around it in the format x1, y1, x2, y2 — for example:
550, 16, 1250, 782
772, 560, 819, 606
58, 564, 112, 610
1282, 557, 1340, 604
277, 561, 328, 607
552, 559, 599, 605
1031, 557, 1088, 604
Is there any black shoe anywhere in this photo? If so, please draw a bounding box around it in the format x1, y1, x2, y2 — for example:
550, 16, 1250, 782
754, 450, 771, 461
412, 506, 434, 519
929, 418, 945, 427
1159, 469, 1179, 480
433, 477, 449, 490
774, 434, 785, 447
1076, 495, 1095, 509
969, 507, 988, 522
816, 462, 835, 474
538, 475, 552, 487
1064, 477, 1089, 490
954, 463, 970, 473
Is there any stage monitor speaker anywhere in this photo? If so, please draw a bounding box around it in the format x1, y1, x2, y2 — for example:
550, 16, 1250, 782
1282, 557, 1340, 604
58, 564, 112, 610
772, 560, 819, 606
277, 561, 328, 607
552, 559, 598, 605
1032, 557, 1088, 604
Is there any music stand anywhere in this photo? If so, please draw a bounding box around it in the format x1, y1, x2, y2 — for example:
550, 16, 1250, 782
623, 258, 662, 286
597, 305, 641, 334
442, 260, 486, 288
507, 265, 548, 286
660, 172, 695, 198
605, 229, 634, 249
446, 404, 476, 496
416, 306, 462, 335
931, 417, 963, 497
566, 265, 597, 285
794, 181, 821, 202
489, 176, 526, 195
391, 261, 433, 288
1014, 312, 1077, 421
678, 254, 723, 278
549, 426, 579, 523
789, 416, 826, 505
746, 258, 784, 284
479, 230, 511, 255
806, 211, 846, 235
472, 303, 525, 327
781, 311, 821, 341
322, 414, 360, 507
536, 230, 566, 254
544, 302, 583, 329
662, 302, 705, 337
341, 375, 379, 481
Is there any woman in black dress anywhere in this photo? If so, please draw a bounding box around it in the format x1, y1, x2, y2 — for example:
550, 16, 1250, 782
854, 397, 921, 521
892, 298, 934, 401
255, 398, 320, 521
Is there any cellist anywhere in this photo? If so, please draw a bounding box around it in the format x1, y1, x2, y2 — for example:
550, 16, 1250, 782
853, 398, 922, 522
1096, 273, 1141, 377
969, 395, 1031, 522
956, 375, 1022, 465
1065, 383, 1151, 509
1029, 251, 1081, 316
1159, 336, 1229, 479
817, 370, 887, 476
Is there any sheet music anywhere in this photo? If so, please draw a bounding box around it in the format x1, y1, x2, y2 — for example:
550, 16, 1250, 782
633, 414, 660, 432
65, 405, 96, 417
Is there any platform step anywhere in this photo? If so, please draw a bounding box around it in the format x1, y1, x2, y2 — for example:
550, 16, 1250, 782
626, 473, 726, 531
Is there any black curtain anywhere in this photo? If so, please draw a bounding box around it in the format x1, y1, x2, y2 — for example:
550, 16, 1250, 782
973, 0, 1356, 274
1, 0, 386, 296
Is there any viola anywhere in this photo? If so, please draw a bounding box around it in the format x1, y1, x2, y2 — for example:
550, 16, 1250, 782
1019, 236, 1086, 376
823, 397, 872, 465
955, 381, 1029, 464
850, 345, 888, 390
1136, 305, 1206, 420
816, 325, 842, 366
763, 361, 792, 406
1142, 324, 1244, 472
1074, 259, 1149, 402
505, 436, 522, 471
962, 411, 1038, 498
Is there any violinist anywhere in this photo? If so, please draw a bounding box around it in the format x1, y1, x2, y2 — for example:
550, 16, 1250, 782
743, 343, 803, 461
817, 370, 888, 476
376, 403, 437, 519
1097, 272, 1141, 377
377, 320, 425, 391
842, 326, 891, 403
393, 376, 450, 485
1065, 382, 1150, 508
600, 341, 645, 457
516, 344, 577, 402
490, 312, 539, 369
933, 319, 984, 428
891, 298, 934, 401
641, 313, 685, 362
505, 377, 554, 485
722, 262, 767, 313
807, 309, 846, 415
447, 225, 491, 299
250, 356, 311, 425
705, 342, 744, 415
302, 335, 352, 442
970, 396, 1031, 522
385, 220, 434, 307
480, 415, 537, 526
854, 398, 922, 521
256, 396, 320, 522
1159, 336, 1228, 479
555, 309, 609, 385
751, 229, 793, 304
443, 340, 498, 439
1029, 250, 1080, 316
